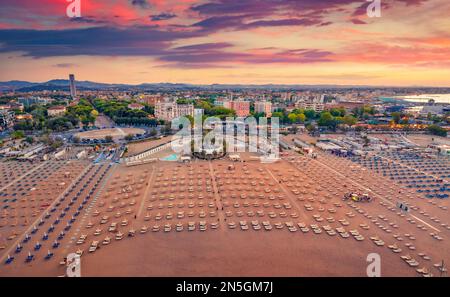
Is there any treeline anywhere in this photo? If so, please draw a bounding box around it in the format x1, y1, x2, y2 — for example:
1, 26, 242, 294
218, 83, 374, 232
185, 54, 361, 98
272, 107, 359, 129
66, 98, 97, 126
428, 124, 448, 137
93, 99, 154, 118
92, 98, 161, 126
12, 98, 98, 132
194, 99, 236, 119
114, 117, 160, 126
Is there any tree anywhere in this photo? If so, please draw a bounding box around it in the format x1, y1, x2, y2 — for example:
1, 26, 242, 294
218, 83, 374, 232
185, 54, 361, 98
272, 112, 284, 120
297, 113, 306, 123
14, 120, 33, 131
364, 106, 376, 115
252, 112, 266, 118
105, 135, 113, 143
391, 112, 402, 124
91, 109, 99, 118
306, 123, 316, 133
25, 136, 34, 144
143, 104, 155, 115
288, 113, 298, 124
343, 114, 358, 126
50, 139, 63, 150
318, 112, 335, 127
177, 99, 194, 105
149, 128, 157, 137
11, 130, 25, 139
292, 108, 305, 115
46, 117, 74, 131
80, 116, 91, 127
428, 125, 447, 137
72, 136, 80, 144
351, 107, 361, 118
185, 115, 194, 126
330, 108, 345, 117
124, 134, 134, 141
304, 109, 316, 120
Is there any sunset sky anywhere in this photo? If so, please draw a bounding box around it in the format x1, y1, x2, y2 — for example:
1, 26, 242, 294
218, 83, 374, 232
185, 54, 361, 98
0, 0, 449, 86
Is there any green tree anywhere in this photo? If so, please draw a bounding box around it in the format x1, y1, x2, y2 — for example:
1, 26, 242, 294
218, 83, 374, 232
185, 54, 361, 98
288, 113, 298, 124
343, 114, 358, 126
297, 113, 306, 123
304, 109, 316, 120
306, 123, 316, 133
330, 108, 345, 117
318, 112, 335, 127
391, 112, 402, 124
428, 125, 447, 137
185, 115, 194, 126
25, 136, 34, 144
11, 130, 25, 139
149, 128, 157, 137
272, 111, 284, 120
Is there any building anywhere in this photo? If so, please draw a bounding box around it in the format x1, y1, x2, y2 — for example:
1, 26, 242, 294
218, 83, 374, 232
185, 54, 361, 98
295, 100, 324, 112
128, 103, 145, 110
155, 102, 194, 121
223, 101, 250, 117
15, 114, 33, 121
421, 105, 445, 116
18, 96, 53, 107
69, 74, 77, 98
254, 101, 272, 117
0, 110, 14, 130
0, 102, 24, 112
47, 105, 67, 117
325, 101, 365, 112
137, 94, 163, 106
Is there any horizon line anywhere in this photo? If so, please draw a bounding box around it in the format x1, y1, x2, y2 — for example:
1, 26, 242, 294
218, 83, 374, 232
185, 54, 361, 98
1, 78, 450, 89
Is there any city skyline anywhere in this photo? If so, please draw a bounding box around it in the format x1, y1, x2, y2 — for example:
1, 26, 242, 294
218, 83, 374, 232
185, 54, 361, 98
1, 0, 450, 86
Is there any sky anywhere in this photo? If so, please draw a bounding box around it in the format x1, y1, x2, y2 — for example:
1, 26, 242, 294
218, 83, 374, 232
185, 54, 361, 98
0, 0, 449, 86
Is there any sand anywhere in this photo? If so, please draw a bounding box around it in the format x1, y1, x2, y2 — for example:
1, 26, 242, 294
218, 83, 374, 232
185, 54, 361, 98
1, 142, 449, 277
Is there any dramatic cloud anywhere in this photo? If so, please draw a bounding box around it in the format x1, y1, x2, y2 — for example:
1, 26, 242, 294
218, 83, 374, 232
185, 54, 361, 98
53, 63, 77, 68
0, 0, 448, 86
158, 44, 334, 67
350, 18, 367, 25
150, 13, 177, 21
0, 26, 201, 57
69, 16, 108, 25
130, 0, 150, 8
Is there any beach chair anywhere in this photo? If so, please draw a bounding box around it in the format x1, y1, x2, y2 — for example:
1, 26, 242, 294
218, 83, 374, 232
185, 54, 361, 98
5, 255, 14, 265
25, 252, 34, 263
45, 250, 54, 260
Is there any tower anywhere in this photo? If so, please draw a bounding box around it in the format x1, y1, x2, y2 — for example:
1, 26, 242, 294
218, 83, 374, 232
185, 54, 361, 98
69, 74, 77, 99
